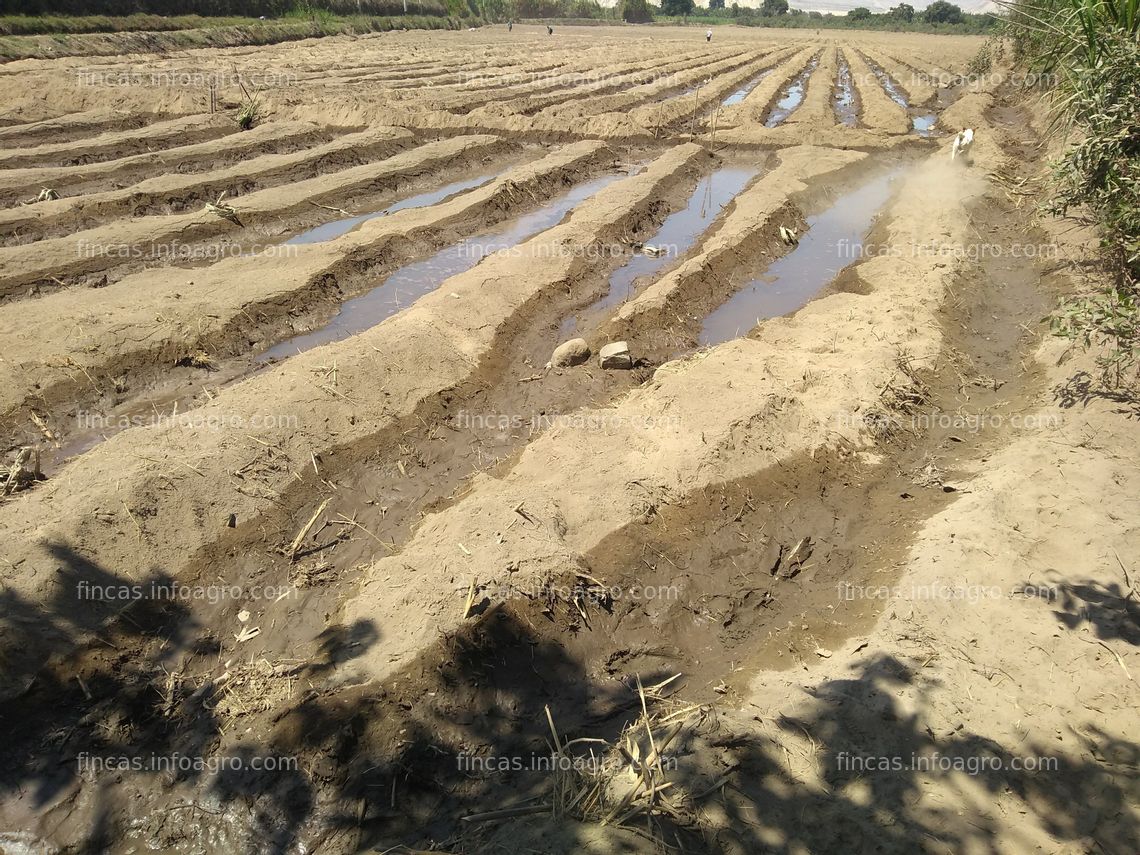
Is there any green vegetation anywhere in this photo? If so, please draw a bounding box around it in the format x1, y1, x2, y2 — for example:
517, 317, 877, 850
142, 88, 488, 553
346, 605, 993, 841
0, 13, 248, 33
890, 3, 914, 21
924, 0, 964, 21
1005, 0, 1140, 386
621, 0, 652, 21
2, 0, 998, 33
0, 0, 479, 43
234, 78, 262, 130
656, 2, 998, 33
1, 0, 448, 15
0, 14, 471, 59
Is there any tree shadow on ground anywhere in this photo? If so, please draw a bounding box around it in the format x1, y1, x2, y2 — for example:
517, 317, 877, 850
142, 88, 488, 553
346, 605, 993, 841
0, 541, 374, 855
2, 544, 1138, 854
703, 653, 1138, 854
1022, 576, 1140, 646
1053, 369, 1140, 416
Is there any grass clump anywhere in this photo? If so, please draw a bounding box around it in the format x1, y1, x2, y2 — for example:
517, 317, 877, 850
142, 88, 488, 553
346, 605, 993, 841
1004, 0, 1140, 387
235, 80, 263, 130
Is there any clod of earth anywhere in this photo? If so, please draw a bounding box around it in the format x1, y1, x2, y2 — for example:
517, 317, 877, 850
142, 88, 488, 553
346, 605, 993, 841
599, 340, 633, 369
549, 337, 591, 368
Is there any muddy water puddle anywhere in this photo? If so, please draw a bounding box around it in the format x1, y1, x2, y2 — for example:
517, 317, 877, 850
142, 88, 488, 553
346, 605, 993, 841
860, 53, 941, 136
281, 173, 498, 245
699, 167, 903, 345
259, 172, 628, 362
721, 70, 773, 106
834, 53, 860, 127
912, 113, 938, 136
560, 165, 759, 337
862, 53, 909, 109
38, 165, 644, 470
764, 53, 820, 127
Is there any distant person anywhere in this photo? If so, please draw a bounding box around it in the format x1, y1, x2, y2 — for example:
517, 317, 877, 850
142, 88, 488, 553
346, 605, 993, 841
706, 28, 712, 42
508, 19, 513, 31
548, 25, 554, 35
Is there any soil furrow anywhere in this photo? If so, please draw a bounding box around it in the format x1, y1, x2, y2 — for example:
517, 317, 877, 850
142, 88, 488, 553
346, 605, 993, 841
0, 120, 339, 208
0, 108, 156, 148
0, 130, 507, 295
0, 142, 706, 695
845, 47, 912, 134
0, 112, 236, 169
609, 145, 869, 349
0, 125, 411, 248
0, 139, 610, 449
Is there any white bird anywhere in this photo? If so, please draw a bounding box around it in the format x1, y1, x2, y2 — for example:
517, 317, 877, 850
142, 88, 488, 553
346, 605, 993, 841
951, 128, 975, 161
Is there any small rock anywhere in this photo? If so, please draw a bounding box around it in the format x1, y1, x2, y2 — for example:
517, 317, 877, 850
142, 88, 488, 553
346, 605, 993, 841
550, 338, 590, 368
599, 341, 633, 369
224, 513, 236, 528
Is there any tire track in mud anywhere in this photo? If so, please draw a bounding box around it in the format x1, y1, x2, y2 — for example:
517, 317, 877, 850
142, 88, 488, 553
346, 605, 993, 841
0, 140, 613, 451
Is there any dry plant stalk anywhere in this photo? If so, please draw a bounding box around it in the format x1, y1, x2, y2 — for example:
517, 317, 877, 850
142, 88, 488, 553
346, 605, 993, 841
3, 447, 42, 495
522, 673, 705, 843
288, 497, 330, 561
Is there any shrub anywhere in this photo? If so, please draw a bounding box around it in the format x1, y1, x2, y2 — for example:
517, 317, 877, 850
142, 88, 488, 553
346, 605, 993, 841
621, 0, 652, 19
1006, 0, 1140, 386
